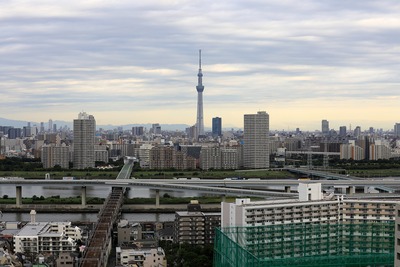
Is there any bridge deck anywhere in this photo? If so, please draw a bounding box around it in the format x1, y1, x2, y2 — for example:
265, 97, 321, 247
80, 161, 134, 267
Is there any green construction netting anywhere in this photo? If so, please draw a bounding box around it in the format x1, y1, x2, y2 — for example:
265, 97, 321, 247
214, 222, 394, 267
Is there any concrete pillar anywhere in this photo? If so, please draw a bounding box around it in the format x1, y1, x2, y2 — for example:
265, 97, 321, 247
285, 186, 291, 193
16, 186, 22, 207
346, 186, 356, 195
81, 186, 87, 206
222, 195, 226, 203
155, 189, 160, 208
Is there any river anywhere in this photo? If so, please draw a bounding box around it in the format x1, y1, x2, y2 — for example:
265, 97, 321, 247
0, 212, 176, 223
0, 185, 197, 223
0, 185, 200, 199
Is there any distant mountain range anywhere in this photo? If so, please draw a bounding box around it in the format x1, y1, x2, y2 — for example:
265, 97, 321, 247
0, 117, 192, 131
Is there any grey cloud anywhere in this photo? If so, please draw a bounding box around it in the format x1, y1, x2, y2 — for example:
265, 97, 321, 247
1, 0, 400, 126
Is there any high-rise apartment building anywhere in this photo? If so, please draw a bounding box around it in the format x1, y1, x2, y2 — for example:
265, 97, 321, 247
340, 140, 364, 160
212, 117, 222, 137
151, 123, 161, 135
40, 122, 45, 133
321, 119, 329, 136
200, 146, 240, 170
200, 146, 221, 170
73, 112, 95, 169
394, 123, 400, 137
354, 126, 361, 138
243, 111, 269, 169
339, 126, 347, 137
174, 200, 220, 245
8, 128, 22, 139
48, 119, 53, 132
217, 187, 398, 267
41, 144, 70, 169
195, 50, 205, 139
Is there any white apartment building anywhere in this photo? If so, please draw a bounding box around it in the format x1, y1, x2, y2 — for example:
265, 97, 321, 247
138, 144, 154, 168
221, 184, 400, 265
14, 222, 82, 254
222, 183, 397, 228
115, 247, 166, 267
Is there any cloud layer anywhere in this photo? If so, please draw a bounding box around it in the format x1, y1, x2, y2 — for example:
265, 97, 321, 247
1, 0, 400, 130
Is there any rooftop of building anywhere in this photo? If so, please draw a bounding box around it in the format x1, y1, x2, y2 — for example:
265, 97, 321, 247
15, 222, 48, 237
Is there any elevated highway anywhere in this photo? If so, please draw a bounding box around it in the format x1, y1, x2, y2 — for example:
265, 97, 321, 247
285, 167, 395, 193
2, 177, 400, 199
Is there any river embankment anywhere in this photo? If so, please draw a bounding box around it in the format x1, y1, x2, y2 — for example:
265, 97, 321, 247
0, 203, 221, 213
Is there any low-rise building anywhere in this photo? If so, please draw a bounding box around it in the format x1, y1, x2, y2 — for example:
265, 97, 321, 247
14, 222, 82, 254
116, 247, 166, 267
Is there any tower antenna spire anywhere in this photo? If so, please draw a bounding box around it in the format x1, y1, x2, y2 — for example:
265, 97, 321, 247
199, 49, 202, 69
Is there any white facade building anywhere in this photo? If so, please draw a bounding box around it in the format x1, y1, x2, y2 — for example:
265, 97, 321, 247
222, 183, 398, 228
14, 222, 82, 254
116, 247, 166, 267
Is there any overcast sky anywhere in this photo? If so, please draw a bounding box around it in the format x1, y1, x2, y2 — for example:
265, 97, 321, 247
1, 0, 400, 131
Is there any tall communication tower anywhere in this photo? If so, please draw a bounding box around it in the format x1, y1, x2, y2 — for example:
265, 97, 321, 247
195, 49, 205, 139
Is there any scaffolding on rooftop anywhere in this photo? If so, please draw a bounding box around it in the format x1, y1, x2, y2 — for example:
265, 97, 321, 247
214, 222, 394, 267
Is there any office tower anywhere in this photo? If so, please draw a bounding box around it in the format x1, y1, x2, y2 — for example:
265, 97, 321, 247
48, 119, 53, 132
23, 126, 31, 137
40, 122, 45, 133
243, 111, 269, 169
185, 125, 197, 139
151, 123, 161, 135
53, 124, 57, 133
132, 126, 144, 136
8, 128, 22, 139
73, 112, 95, 169
321, 119, 329, 136
339, 126, 347, 137
369, 127, 374, 134
195, 49, 205, 139
394, 123, 400, 137
212, 117, 222, 137
354, 126, 361, 138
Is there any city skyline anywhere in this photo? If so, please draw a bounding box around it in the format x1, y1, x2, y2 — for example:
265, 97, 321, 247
1, 1, 400, 130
